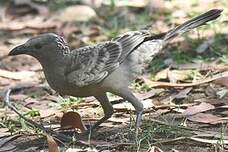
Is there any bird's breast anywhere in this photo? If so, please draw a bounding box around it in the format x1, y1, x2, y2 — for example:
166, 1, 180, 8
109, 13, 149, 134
42, 67, 102, 97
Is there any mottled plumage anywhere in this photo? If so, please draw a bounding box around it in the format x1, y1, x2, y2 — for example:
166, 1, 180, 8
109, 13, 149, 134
9, 9, 222, 134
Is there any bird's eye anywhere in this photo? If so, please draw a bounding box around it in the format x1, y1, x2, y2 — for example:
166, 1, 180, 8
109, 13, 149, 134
34, 43, 42, 49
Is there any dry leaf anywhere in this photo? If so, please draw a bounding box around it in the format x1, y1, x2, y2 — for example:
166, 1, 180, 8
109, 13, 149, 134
216, 89, 228, 98
47, 135, 58, 152
168, 70, 197, 82
190, 137, 228, 144
187, 113, 221, 124
172, 63, 228, 71
82, 0, 103, 8
65, 148, 85, 152
174, 87, 192, 99
103, 0, 149, 7
113, 99, 155, 111
0, 128, 10, 138
147, 146, 163, 152
60, 111, 87, 132
214, 76, 228, 86
56, 5, 96, 22
160, 87, 192, 104
0, 13, 56, 32
172, 108, 186, 113
0, 144, 16, 152
0, 135, 21, 151
113, 102, 135, 111
136, 88, 164, 100
183, 102, 215, 116
39, 108, 60, 118
154, 68, 169, 81
149, 0, 167, 13
10, 94, 28, 101
143, 71, 228, 87
142, 99, 155, 109
0, 69, 35, 80
108, 117, 129, 124
209, 117, 228, 124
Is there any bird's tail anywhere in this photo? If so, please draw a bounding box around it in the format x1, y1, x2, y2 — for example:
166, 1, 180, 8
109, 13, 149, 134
163, 9, 222, 41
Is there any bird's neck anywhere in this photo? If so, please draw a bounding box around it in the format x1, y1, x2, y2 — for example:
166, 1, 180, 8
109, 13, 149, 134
39, 53, 69, 74
37, 54, 69, 91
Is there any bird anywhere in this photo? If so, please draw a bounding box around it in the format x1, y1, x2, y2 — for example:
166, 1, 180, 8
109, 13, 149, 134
9, 9, 222, 134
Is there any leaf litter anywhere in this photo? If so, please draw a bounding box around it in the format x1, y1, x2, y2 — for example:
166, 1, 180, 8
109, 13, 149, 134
0, 0, 228, 151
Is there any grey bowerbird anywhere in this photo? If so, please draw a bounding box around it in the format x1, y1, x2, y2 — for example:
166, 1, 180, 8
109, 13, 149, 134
9, 9, 222, 134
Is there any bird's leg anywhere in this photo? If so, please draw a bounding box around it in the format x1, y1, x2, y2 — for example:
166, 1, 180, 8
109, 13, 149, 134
84, 93, 113, 134
110, 87, 144, 138
136, 111, 143, 128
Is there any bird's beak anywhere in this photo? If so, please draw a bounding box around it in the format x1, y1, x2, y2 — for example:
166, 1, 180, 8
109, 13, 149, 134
8, 44, 28, 56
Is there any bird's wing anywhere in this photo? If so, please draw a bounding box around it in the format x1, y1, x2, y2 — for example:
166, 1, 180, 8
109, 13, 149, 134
65, 31, 146, 87
113, 31, 147, 62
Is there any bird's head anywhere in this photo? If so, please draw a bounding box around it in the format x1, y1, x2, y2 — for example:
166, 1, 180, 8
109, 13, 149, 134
9, 33, 70, 59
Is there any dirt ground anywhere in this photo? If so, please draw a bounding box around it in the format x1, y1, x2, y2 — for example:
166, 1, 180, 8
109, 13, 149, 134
0, 0, 228, 152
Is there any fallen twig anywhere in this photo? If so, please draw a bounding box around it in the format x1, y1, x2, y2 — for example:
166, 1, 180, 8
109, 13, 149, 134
97, 142, 135, 151
3, 89, 82, 144
153, 136, 187, 145
142, 71, 228, 87
153, 136, 228, 145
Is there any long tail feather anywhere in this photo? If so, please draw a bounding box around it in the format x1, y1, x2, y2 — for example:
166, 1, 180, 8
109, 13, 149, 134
164, 9, 222, 41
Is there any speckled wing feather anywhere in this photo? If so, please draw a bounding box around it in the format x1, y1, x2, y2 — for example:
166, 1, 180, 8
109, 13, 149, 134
65, 31, 147, 87
113, 31, 147, 62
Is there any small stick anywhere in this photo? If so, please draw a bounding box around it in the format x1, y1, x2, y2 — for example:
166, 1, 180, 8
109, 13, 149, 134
4, 89, 72, 143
